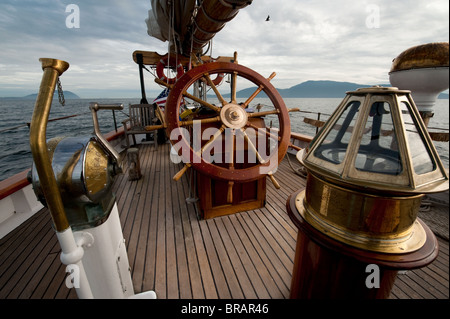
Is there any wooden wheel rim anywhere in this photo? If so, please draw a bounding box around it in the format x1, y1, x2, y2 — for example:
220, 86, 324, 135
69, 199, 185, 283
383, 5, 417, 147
165, 62, 291, 182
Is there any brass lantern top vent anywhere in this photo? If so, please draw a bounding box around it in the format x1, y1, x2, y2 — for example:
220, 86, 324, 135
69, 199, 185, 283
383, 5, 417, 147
298, 86, 448, 195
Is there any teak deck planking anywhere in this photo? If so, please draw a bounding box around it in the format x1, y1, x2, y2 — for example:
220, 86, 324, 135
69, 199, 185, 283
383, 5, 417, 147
0, 143, 448, 299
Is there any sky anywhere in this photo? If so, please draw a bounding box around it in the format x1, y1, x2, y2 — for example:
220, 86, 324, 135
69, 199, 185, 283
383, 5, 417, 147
0, 0, 448, 98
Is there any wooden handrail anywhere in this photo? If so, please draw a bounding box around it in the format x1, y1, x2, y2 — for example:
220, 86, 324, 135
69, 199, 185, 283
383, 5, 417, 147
0, 170, 30, 201
290, 132, 313, 143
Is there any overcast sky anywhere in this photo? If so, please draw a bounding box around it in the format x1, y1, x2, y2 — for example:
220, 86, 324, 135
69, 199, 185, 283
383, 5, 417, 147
0, 0, 448, 98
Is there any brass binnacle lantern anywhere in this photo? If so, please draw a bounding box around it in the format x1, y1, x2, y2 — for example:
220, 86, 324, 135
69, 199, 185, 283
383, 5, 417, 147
295, 86, 448, 254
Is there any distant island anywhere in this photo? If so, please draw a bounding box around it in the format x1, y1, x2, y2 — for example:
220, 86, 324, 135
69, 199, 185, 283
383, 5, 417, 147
0, 91, 80, 100
22, 91, 80, 99
1, 81, 448, 99
230, 80, 449, 99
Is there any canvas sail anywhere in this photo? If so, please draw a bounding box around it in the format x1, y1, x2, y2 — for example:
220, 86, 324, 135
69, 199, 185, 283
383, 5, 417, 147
146, 0, 252, 55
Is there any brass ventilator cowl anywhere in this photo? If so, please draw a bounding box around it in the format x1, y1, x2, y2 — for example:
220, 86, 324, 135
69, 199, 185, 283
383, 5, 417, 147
30, 59, 123, 231
296, 86, 448, 254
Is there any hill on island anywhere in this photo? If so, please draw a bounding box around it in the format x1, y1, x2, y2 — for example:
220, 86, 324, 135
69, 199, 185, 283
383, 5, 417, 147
228, 80, 449, 99
0, 91, 81, 100
22, 91, 80, 99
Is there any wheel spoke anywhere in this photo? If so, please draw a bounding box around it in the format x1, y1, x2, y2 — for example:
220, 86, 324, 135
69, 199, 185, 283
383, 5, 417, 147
247, 109, 280, 118
203, 73, 227, 106
198, 125, 226, 156
155, 77, 173, 89
173, 163, 191, 181
226, 128, 235, 168
268, 174, 281, 189
179, 116, 221, 127
247, 108, 299, 118
227, 181, 234, 203
183, 91, 221, 113
246, 122, 281, 142
240, 128, 266, 164
241, 128, 280, 189
243, 72, 276, 108
231, 71, 238, 104
226, 129, 235, 203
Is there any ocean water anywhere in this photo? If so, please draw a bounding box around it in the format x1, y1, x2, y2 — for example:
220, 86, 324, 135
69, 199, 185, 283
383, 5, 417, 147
0, 97, 448, 182
0, 98, 136, 182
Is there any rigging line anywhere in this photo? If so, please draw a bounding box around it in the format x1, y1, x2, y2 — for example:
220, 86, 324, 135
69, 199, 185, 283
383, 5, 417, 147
171, 1, 176, 53
45, 112, 91, 123
117, 109, 129, 117
166, 0, 173, 85
0, 111, 93, 133
141, 63, 158, 79
171, 1, 180, 80
209, 38, 213, 61
427, 125, 449, 131
189, 35, 193, 68
141, 64, 152, 73
301, 110, 332, 117
285, 150, 308, 178
188, 22, 195, 68
0, 123, 29, 133
188, 0, 202, 61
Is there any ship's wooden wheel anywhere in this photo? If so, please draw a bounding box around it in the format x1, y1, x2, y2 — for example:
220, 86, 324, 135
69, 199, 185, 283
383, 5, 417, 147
157, 61, 298, 190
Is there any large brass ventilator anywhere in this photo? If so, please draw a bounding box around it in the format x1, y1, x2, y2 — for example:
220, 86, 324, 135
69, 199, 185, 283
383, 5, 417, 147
31, 100, 123, 231
29, 58, 156, 299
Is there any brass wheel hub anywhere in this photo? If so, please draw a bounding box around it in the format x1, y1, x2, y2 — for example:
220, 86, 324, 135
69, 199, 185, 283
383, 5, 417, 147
220, 103, 248, 129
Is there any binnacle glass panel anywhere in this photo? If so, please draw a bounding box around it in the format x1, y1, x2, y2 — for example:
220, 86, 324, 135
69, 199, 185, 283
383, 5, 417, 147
355, 101, 402, 175
313, 101, 361, 165
400, 101, 435, 175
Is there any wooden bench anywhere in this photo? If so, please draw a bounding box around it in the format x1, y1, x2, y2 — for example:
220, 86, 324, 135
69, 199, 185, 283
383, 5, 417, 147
122, 104, 161, 149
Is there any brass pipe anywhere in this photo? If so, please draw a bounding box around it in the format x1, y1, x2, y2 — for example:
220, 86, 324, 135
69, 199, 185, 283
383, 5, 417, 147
29, 58, 70, 232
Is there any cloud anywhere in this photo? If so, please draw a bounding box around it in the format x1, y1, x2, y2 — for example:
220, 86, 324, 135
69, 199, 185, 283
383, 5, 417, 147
0, 0, 448, 98
0, 0, 156, 97
215, 0, 449, 88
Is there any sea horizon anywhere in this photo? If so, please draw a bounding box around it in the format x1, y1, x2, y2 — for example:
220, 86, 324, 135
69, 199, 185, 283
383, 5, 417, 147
0, 97, 448, 182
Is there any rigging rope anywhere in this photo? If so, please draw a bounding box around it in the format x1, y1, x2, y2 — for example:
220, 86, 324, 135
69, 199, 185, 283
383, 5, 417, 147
0, 123, 29, 134
166, 0, 173, 85
285, 150, 308, 178
0, 111, 92, 134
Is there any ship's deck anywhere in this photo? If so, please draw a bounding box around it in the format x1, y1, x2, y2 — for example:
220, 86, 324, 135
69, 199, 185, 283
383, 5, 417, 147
0, 142, 448, 299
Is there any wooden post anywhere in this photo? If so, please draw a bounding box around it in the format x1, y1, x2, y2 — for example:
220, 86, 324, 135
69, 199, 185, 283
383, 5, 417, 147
286, 189, 438, 299
127, 148, 142, 181
419, 110, 434, 127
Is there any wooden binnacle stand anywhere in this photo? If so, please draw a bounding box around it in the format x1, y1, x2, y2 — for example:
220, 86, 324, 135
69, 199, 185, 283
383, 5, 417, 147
287, 188, 438, 299
195, 117, 268, 219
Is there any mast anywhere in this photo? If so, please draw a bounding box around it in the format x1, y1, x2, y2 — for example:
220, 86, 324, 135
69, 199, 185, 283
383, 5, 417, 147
183, 0, 253, 55
147, 0, 252, 56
